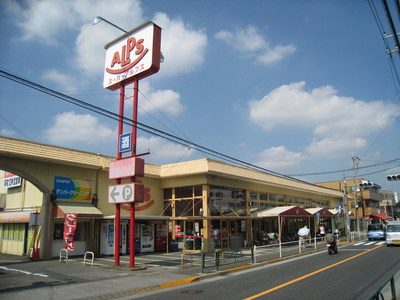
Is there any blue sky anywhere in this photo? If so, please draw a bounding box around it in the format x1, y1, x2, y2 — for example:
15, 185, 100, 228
1, 0, 400, 194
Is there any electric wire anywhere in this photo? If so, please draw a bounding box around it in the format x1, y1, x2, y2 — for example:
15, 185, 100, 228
288, 157, 400, 177
0, 68, 306, 182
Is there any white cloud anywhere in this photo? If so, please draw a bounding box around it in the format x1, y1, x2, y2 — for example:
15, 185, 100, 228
153, 12, 208, 77
137, 136, 194, 163
255, 146, 305, 170
215, 25, 295, 65
250, 81, 400, 165
249, 81, 400, 136
138, 81, 185, 116
73, 0, 144, 76
44, 111, 115, 145
41, 70, 78, 90
257, 45, 296, 65
3, 0, 78, 45
7, 1, 207, 80
0, 128, 16, 137
305, 137, 367, 158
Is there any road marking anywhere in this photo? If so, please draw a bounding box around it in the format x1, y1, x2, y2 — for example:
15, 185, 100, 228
354, 242, 365, 245
243, 244, 383, 300
0, 266, 49, 278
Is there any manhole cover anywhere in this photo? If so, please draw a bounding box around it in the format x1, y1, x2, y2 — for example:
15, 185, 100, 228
180, 289, 204, 295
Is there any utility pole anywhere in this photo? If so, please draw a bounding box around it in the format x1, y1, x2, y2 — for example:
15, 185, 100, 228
343, 177, 351, 242
352, 154, 361, 238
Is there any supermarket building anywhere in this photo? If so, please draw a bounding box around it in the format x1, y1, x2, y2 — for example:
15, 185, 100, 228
0, 136, 343, 259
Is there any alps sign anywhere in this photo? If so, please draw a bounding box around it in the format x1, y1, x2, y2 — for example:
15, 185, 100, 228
103, 21, 161, 90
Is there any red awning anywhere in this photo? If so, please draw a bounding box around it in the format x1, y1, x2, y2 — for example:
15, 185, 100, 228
253, 206, 312, 217
368, 213, 393, 220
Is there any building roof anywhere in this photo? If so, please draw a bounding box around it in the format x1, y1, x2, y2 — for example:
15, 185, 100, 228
0, 136, 343, 198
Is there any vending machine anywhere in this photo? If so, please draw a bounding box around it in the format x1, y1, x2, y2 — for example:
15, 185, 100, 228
100, 220, 128, 255
140, 224, 154, 253
135, 223, 141, 253
155, 224, 167, 252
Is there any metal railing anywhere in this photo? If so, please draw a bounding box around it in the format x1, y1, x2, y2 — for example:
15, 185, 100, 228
368, 270, 399, 300
252, 236, 328, 263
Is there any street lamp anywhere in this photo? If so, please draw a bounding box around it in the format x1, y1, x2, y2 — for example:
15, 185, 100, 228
93, 16, 127, 33
93, 16, 164, 63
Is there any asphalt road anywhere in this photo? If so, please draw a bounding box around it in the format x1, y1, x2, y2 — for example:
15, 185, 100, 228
133, 241, 400, 300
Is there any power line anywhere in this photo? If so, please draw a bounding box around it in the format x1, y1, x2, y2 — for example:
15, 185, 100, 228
1, 68, 306, 182
288, 157, 400, 177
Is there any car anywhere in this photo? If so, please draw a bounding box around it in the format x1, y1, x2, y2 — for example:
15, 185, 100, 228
386, 221, 400, 247
367, 223, 386, 240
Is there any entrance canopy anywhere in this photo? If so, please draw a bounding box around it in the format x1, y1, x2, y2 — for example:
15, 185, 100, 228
306, 207, 334, 217
252, 205, 312, 217
0, 211, 32, 223
54, 203, 103, 218
364, 213, 393, 221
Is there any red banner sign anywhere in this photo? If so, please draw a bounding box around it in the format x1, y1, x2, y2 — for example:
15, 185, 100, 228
63, 213, 77, 251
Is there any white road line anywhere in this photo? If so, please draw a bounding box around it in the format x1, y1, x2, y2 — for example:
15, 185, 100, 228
364, 242, 376, 245
0, 266, 49, 278
354, 242, 365, 246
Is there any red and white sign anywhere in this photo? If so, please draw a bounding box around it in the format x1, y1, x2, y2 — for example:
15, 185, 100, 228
64, 213, 78, 251
109, 157, 144, 179
3, 172, 22, 188
103, 21, 161, 90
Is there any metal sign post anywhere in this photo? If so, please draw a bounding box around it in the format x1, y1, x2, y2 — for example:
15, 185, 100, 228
103, 21, 161, 269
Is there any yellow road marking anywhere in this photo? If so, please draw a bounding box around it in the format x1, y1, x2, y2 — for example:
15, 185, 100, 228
243, 244, 383, 300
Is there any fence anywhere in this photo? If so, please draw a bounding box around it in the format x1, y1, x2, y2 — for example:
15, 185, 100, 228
184, 233, 366, 273
368, 270, 399, 300
253, 236, 328, 263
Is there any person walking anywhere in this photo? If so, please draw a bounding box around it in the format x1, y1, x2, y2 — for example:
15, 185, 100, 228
319, 224, 326, 241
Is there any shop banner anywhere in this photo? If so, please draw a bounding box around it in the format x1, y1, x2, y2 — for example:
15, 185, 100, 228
64, 213, 77, 251
3, 172, 22, 188
54, 176, 92, 200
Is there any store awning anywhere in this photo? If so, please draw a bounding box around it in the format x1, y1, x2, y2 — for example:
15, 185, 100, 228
366, 213, 393, 221
0, 211, 32, 223
306, 208, 334, 217
54, 203, 103, 218
103, 215, 169, 220
252, 206, 312, 217
328, 209, 339, 215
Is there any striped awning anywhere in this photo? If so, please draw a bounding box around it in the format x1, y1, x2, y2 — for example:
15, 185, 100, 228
54, 203, 103, 218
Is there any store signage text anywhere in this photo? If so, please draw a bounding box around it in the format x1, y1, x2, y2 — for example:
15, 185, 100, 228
3, 172, 22, 188
103, 21, 161, 90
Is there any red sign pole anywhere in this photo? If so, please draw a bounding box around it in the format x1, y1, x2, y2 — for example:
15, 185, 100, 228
114, 85, 125, 266
129, 79, 139, 268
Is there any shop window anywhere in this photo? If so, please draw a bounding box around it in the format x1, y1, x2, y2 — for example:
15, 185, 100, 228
3, 223, 24, 241
163, 201, 172, 216
250, 191, 258, 201
221, 200, 233, 215
3, 224, 9, 239
269, 194, 276, 203
277, 195, 284, 203
259, 202, 268, 211
250, 201, 259, 212
286, 196, 295, 204
175, 199, 193, 216
163, 188, 172, 200
194, 185, 202, 196
53, 222, 86, 241
194, 198, 202, 216
209, 198, 221, 216
236, 200, 246, 216
175, 186, 193, 198
54, 223, 63, 240
260, 193, 268, 201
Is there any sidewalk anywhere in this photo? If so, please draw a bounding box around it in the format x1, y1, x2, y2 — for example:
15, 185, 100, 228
0, 239, 398, 299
